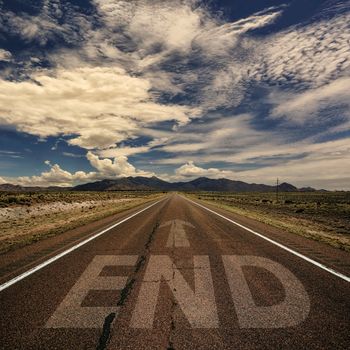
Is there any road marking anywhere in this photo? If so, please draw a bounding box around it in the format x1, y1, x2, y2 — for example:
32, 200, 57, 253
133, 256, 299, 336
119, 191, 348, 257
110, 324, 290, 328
131, 255, 218, 328
0, 198, 166, 292
160, 219, 194, 247
222, 255, 310, 328
46, 253, 308, 329
183, 196, 350, 283
46, 255, 138, 328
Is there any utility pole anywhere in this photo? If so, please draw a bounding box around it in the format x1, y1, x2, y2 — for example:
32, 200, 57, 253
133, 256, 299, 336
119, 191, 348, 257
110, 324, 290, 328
276, 178, 279, 203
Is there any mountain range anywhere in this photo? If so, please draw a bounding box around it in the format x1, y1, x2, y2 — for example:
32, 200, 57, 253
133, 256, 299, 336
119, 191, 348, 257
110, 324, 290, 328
0, 176, 317, 192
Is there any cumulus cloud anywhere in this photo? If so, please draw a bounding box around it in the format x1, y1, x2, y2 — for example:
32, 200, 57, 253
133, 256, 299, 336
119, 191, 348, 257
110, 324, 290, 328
15, 164, 97, 187
174, 161, 235, 180
0, 67, 199, 149
6, 151, 154, 187
86, 151, 153, 177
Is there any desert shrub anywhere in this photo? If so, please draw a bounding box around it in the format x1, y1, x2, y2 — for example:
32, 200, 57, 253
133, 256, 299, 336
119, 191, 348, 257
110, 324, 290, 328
7, 196, 20, 204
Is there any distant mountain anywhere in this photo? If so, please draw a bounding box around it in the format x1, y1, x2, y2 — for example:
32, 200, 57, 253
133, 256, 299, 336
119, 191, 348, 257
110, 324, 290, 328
73, 176, 170, 191
278, 182, 298, 192
0, 177, 313, 192
0, 183, 71, 192
72, 176, 303, 192
0, 184, 24, 192
299, 186, 316, 192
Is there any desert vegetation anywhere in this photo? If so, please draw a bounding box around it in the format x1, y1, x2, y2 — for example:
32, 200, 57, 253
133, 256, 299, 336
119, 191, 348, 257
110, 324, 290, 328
0, 191, 163, 254
188, 191, 350, 252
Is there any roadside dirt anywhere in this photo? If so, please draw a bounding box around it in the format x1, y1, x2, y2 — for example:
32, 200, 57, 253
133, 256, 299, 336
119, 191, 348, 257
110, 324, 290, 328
0, 194, 162, 254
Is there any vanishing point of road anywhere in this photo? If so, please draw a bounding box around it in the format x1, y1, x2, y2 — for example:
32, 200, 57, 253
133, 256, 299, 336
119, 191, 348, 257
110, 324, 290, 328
0, 194, 349, 349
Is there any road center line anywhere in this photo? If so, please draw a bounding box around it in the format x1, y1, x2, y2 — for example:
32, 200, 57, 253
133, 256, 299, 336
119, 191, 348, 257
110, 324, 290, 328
183, 196, 350, 283
0, 198, 166, 292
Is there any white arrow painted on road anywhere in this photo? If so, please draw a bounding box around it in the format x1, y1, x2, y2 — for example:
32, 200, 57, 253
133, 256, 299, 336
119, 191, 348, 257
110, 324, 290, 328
160, 219, 195, 247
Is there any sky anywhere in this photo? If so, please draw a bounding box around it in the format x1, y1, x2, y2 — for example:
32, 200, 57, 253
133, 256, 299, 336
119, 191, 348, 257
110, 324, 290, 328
0, 0, 349, 189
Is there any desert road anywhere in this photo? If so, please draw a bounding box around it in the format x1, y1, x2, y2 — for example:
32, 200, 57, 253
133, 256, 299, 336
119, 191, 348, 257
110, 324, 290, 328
0, 194, 349, 349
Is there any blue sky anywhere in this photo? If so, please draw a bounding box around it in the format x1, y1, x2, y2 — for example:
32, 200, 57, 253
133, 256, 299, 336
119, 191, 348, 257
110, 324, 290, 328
0, 0, 349, 189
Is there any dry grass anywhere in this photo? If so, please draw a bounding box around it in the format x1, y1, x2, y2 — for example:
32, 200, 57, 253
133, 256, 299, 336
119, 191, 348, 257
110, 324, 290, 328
0, 191, 163, 254
186, 191, 350, 252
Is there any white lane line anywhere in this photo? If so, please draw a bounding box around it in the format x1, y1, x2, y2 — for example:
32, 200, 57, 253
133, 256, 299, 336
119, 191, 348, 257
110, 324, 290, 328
0, 198, 166, 292
183, 196, 350, 283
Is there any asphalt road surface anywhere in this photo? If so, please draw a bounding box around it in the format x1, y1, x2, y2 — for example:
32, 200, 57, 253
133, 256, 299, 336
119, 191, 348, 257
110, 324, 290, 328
0, 194, 349, 349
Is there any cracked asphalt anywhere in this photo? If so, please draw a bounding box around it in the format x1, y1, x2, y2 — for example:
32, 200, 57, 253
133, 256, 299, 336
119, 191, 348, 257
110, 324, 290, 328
0, 193, 349, 349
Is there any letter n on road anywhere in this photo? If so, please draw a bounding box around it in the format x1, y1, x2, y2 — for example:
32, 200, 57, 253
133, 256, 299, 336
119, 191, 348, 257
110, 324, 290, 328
131, 255, 218, 329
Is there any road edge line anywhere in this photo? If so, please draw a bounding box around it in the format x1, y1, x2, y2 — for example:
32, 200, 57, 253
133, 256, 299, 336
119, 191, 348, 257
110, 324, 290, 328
183, 196, 350, 283
0, 197, 166, 292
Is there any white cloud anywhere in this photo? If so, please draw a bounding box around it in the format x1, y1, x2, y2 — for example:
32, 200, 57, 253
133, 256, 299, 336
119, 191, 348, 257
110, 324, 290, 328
6, 151, 154, 187
90, 1, 284, 112
2, 0, 348, 114
0, 67, 199, 149
0, 176, 6, 184
254, 11, 350, 89
94, 0, 205, 54
270, 77, 350, 124
15, 164, 97, 187
194, 8, 282, 58
98, 146, 150, 158
86, 151, 153, 177
129, 1, 203, 53
96, 136, 170, 158
170, 137, 350, 189
158, 114, 266, 157
198, 5, 350, 112
174, 161, 235, 180
176, 138, 350, 189
156, 121, 350, 166
62, 152, 84, 158
0, 49, 12, 62
233, 146, 350, 190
